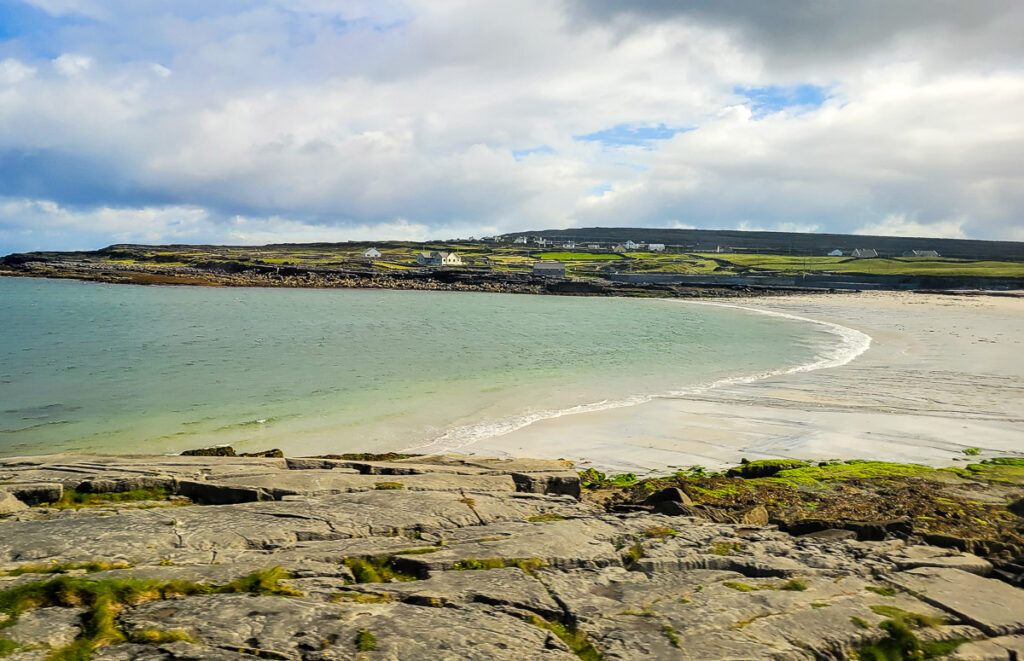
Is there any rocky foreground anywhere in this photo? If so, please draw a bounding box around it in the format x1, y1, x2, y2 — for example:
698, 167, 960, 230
1, 453, 1024, 660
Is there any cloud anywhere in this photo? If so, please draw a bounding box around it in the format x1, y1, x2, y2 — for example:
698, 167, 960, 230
854, 214, 966, 240
0, 0, 1022, 252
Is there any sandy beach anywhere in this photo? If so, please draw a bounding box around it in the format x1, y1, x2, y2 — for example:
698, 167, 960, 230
463, 291, 1024, 474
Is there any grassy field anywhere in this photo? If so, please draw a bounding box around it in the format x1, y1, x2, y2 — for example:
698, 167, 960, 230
80, 242, 1024, 280
705, 253, 1024, 277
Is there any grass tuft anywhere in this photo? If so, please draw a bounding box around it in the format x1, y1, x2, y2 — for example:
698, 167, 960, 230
526, 615, 602, 661
526, 513, 566, 522
355, 628, 377, 651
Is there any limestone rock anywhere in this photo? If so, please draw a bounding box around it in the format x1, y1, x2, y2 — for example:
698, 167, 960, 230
0, 491, 29, 514
947, 635, 1024, 660
887, 567, 1024, 636
2, 606, 84, 648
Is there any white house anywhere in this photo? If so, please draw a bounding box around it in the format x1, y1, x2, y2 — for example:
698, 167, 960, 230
648, 243, 666, 252
828, 249, 843, 256
612, 244, 627, 252
562, 242, 576, 249
624, 240, 640, 250
532, 261, 566, 278
361, 247, 381, 259
903, 250, 940, 258
851, 248, 878, 258
535, 237, 548, 246
416, 251, 463, 266
514, 236, 528, 244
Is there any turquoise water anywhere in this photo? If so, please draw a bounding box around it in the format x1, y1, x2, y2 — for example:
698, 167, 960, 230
0, 277, 835, 457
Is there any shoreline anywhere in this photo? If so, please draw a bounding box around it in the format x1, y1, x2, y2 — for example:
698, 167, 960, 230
455, 291, 1024, 474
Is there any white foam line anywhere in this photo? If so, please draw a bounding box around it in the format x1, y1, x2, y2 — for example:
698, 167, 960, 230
401, 300, 872, 455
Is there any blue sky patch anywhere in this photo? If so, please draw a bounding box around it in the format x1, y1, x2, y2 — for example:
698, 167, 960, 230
735, 84, 830, 116
574, 123, 692, 148
512, 145, 556, 161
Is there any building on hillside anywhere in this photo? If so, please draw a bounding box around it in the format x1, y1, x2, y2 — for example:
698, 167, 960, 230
532, 261, 566, 278
416, 251, 463, 266
563, 242, 576, 249
624, 240, 640, 250
361, 247, 381, 258
514, 236, 528, 244
534, 237, 548, 246
851, 248, 878, 258
586, 244, 600, 249
612, 244, 627, 252
828, 249, 844, 256
648, 243, 666, 252
903, 250, 940, 258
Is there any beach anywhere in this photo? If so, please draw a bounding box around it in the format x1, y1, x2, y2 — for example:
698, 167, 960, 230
462, 291, 1024, 474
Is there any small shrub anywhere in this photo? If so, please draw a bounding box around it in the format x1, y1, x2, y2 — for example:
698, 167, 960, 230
851, 616, 871, 629
525, 615, 601, 661
374, 482, 404, 490
780, 579, 807, 592
963, 447, 981, 456
621, 542, 644, 568
662, 625, 681, 648
865, 586, 897, 597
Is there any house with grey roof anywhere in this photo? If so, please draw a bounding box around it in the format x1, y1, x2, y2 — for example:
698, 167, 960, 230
416, 251, 463, 266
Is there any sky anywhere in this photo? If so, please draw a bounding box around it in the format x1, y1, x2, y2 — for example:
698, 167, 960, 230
0, 0, 1023, 253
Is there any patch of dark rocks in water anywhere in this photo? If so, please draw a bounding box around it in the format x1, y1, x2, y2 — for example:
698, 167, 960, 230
2, 453, 1024, 660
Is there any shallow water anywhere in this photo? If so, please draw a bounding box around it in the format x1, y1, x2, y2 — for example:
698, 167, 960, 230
0, 277, 839, 457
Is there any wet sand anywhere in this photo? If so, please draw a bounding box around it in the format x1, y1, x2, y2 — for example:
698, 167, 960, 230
466, 292, 1024, 474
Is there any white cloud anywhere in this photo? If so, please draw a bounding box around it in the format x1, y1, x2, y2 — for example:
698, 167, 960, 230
53, 54, 92, 76
0, 59, 37, 85
854, 214, 966, 239
0, 1, 1022, 252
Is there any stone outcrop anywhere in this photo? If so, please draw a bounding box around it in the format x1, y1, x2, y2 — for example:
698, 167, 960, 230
2, 452, 1024, 660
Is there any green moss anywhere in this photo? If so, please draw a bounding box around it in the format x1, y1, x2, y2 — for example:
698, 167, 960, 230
661, 625, 681, 648
38, 487, 176, 509
0, 638, 19, 657
762, 462, 938, 487
851, 616, 871, 629
709, 541, 742, 556
373, 482, 404, 490
526, 615, 602, 661
526, 513, 566, 522
728, 459, 810, 478
810, 602, 830, 609
452, 558, 546, 573
723, 582, 757, 592
129, 629, 194, 644
394, 547, 441, 555
865, 586, 897, 597
355, 628, 377, 651
621, 542, 644, 568
643, 526, 677, 539
921, 638, 971, 657
962, 448, 981, 456
0, 561, 131, 577
780, 579, 807, 592
216, 568, 302, 597
868, 605, 945, 628
344, 557, 420, 583
330, 592, 391, 604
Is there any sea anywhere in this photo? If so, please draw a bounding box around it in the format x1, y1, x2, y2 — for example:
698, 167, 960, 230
0, 277, 867, 458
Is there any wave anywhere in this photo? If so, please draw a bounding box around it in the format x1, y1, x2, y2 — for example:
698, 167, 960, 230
401, 301, 872, 455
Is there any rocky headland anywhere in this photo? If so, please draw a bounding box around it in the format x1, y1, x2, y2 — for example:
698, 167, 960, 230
1, 452, 1023, 660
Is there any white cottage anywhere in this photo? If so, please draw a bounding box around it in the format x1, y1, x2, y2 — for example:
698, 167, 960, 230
828, 249, 843, 256
648, 243, 666, 252
624, 240, 640, 250
851, 248, 878, 258
514, 236, 528, 244
416, 251, 463, 266
361, 247, 381, 258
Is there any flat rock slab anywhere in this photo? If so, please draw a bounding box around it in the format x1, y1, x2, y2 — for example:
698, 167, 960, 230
887, 567, 1024, 636
2, 606, 85, 648
214, 471, 518, 497
121, 593, 577, 661
947, 635, 1024, 660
